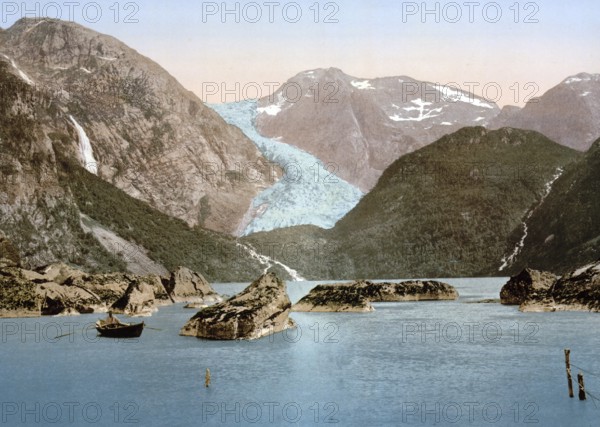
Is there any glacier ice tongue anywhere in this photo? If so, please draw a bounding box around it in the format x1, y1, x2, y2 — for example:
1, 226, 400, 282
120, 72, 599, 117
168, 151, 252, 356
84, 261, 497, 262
209, 100, 363, 236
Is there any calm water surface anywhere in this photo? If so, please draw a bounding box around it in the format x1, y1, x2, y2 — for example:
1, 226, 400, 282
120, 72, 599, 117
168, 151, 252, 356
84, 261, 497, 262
1, 278, 599, 426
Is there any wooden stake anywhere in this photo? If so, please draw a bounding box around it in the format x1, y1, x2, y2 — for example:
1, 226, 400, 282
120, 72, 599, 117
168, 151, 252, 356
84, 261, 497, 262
565, 349, 574, 398
205, 368, 211, 388
578, 372, 586, 401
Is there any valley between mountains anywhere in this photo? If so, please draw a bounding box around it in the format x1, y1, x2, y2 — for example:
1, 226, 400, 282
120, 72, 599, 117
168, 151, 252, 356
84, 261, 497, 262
1, 18, 599, 282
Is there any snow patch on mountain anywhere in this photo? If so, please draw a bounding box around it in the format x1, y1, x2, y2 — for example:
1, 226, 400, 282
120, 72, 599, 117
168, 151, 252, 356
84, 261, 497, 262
389, 99, 442, 122
435, 85, 494, 109
69, 115, 98, 175
351, 80, 375, 90
209, 100, 363, 236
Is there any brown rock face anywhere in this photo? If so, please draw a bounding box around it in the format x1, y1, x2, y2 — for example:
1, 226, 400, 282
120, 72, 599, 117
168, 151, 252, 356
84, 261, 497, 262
110, 277, 160, 316
163, 267, 221, 303
1, 262, 170, 317
0, 268, 42, 317
293, 280, 458, 312
180, 273, 295, 340
0, 18, 273, 235
257, 68, 499, 191
0, 234, 21, 268
500, 269, 558, 305
519, 261, 600, 312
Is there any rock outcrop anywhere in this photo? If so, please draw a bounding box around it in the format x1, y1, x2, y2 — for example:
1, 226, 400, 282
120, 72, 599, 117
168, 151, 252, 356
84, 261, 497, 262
517, 261, 600, 312
180, 273, 295, 340
0, 262, 173, 317
37, 282, 102, 315
0, 268, 42, 317
293, 284, 374, 312
111, 277, 159, 316
293, 280, 458, 312
163, 267, 221, 304
0, 234, 21, 269
500, 269, 558, 305
0, 18, 274, 235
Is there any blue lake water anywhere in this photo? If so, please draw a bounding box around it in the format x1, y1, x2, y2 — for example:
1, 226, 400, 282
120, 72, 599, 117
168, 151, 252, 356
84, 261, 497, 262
1, 278, 600, 426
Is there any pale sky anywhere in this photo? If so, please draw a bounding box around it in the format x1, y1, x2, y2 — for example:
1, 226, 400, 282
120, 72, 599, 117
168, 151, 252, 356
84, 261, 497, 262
2, 0, 600, 106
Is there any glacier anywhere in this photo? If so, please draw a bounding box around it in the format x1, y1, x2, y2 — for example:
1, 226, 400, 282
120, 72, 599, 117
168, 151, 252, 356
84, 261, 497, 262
209, 100, 363, 236
69, 115, 98, 175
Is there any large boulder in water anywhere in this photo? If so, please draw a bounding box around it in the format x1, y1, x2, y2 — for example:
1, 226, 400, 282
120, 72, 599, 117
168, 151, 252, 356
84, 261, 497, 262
500, 269, 558, 305
520, 261, 600, 312
111, 277, 159, 316
180, 273, 295, 340
293, 280, 458, 312
163, 266, 221, 303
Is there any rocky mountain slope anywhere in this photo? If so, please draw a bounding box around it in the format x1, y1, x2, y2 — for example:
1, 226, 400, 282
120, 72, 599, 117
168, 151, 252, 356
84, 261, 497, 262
0, 24, 290, 280
245, 127, 580, 279
507, 138, 600, 273
490, 73, 600, 151
0, 18, 273, 235
256, 68, 500, 191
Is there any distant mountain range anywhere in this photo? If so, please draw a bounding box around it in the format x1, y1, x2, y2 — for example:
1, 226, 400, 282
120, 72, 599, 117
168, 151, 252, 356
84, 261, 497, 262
1, 18, 599, 280
256, 67, 500, 191
244, 127, 581, 279
490, 73, 600, 151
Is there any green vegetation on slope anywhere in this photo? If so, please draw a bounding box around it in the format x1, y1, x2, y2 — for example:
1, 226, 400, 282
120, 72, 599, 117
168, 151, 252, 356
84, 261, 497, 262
246, 127, 581, 280
514, 138, 600, 273
57, 157, 264, 282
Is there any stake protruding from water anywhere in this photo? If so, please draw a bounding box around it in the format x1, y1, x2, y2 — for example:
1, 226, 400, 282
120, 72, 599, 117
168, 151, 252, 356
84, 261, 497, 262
565, 348, 574, 398
205, 368, 211, 388
578, 372, 586, 401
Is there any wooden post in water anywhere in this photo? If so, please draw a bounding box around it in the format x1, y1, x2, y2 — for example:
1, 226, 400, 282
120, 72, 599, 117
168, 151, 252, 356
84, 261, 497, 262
578, 372, 586, 401
565, 349, 574, 398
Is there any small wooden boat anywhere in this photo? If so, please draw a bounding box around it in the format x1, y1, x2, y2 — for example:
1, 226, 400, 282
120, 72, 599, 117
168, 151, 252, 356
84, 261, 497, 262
95, 319, 144, 338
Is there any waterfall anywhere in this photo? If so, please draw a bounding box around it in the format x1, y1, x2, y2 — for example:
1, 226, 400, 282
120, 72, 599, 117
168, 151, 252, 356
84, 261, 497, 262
69, 115, 98, 175
499, 168, 564, 271
237, 243, 306, 281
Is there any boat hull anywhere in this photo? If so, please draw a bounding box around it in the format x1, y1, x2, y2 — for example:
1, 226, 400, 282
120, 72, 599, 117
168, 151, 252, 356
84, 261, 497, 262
96, 322, 144, 338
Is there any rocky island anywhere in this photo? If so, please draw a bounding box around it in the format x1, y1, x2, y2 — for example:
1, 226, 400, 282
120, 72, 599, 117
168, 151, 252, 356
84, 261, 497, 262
500, 260, 600, 312
293, 280, 459, 312
180, 272, 296, 340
